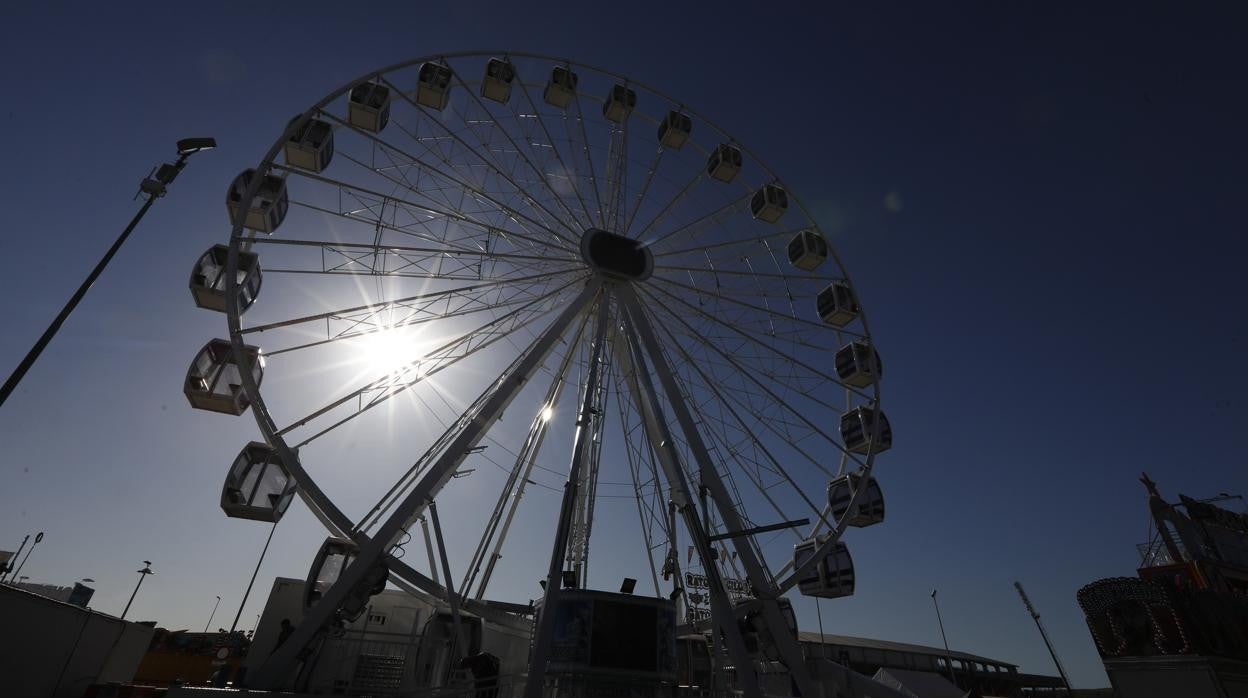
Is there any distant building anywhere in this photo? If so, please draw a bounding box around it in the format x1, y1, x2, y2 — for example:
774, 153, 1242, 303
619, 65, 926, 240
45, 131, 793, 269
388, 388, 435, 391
9, 580, 94, 607
0, 583, 152, 697
798, 631, 1065, 696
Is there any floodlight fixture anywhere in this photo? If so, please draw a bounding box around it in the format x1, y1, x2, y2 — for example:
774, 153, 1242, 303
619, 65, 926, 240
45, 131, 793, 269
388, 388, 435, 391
177, 137, 218, 156
620, 578, 637, 595
0, 135, 216, 409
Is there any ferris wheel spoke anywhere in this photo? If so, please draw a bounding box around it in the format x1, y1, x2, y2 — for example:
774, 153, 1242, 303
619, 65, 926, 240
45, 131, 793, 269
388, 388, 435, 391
652, 317, 832, 531
651, 226, 804, 260
238, 269, 577, 336
651, 274, 865, 339
622, 145, 666, 236
601, 103, 630, 231
639, 287, 865, 469
284, 198, 530, 259
278, 165, 571, 256
649, 306, 854, 445
373, 74, 542, 210
252, 237, 571, 265
510, 71, 597, 229
377, 75, 580, 248
259, 276, 574, 358
333, 147, 567, 255
568, 87, 606, 228
654, 263, 819, 283
641, 190, 752, 250
368, 115, 576, 252
320, 109, 578, 246
642, 280, 873, 400
629, 168, 708, 244
253, 237, 576, 280
445, 68, 589, 236
275, 274, 588, 443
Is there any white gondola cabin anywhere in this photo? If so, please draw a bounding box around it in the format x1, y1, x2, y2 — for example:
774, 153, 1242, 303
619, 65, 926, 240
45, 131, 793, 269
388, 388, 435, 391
304, 537, 388, 622
794, 537, 855, 599
834, 340, 882, 388
184, 339, 262, 416
481, 58, 515, 103
706, 143, 742, 183
189, 245, 261, 314
221, 442, 295, 523
226, 169, 288, 234
827, 473, 885, 528
816, 280, 858, 327
787, 229, 828, 271
602, 84, 637, 123
417, 62, 453, 110
283, 116, 334, 173
305, 537, 356, 608
544, 66, 578, 108
657, 110, 692, 150
348, 82, 391, 133
839, 406, 892, 455
750, 184, 788, 223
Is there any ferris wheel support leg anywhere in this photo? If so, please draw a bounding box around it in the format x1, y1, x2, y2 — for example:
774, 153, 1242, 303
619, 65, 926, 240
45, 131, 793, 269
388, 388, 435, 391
618, 286, 828, 698
524, 294, 612, 698
612, 295, 764, 698
247, 280, 602, 692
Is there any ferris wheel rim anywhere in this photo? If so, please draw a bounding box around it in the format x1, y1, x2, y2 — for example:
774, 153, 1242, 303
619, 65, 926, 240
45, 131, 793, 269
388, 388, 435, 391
216, 51, 885, 618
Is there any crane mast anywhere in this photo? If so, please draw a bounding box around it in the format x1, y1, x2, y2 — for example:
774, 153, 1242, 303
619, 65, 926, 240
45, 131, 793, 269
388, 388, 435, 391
1014, 580, 1073, 695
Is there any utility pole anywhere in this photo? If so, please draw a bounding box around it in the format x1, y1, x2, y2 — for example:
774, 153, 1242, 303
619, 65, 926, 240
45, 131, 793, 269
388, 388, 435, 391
0, 138, 216, 410
121, 561, 154, 620
1014, 581, 1073, 695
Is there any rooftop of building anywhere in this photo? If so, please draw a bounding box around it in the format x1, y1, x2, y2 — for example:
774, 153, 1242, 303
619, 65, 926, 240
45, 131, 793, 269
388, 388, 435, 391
796, 631, 1018, 668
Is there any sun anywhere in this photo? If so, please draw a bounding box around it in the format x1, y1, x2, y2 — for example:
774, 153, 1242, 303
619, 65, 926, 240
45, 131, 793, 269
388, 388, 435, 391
358, 326, 420, 377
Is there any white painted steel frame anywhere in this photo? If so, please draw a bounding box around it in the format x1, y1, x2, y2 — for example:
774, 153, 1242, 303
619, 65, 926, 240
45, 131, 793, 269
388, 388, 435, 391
218, 51, 884, 697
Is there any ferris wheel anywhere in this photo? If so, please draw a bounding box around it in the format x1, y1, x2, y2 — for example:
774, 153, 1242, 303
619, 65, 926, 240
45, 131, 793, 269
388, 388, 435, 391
184, 52, 891, 696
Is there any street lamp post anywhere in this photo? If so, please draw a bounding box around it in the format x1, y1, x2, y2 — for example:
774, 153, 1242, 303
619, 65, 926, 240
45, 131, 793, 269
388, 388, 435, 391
229, 521, 278, 634
121, 561, 154, 620
931, 589, 959, 686
10, 531, 44, 583
1, 534, 29, 582
0, 138, 216, 410
205, 595, 222, 632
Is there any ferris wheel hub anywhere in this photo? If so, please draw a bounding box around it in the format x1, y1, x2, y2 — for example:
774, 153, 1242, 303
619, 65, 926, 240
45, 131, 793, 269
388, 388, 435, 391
579, 227, 653, 281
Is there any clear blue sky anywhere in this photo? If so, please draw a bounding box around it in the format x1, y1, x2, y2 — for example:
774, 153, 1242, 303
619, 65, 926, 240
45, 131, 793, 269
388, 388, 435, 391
1, 2, 1245, 689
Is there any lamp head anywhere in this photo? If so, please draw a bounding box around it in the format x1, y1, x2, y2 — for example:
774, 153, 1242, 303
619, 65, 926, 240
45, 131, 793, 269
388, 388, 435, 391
176, 137, 217, 156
